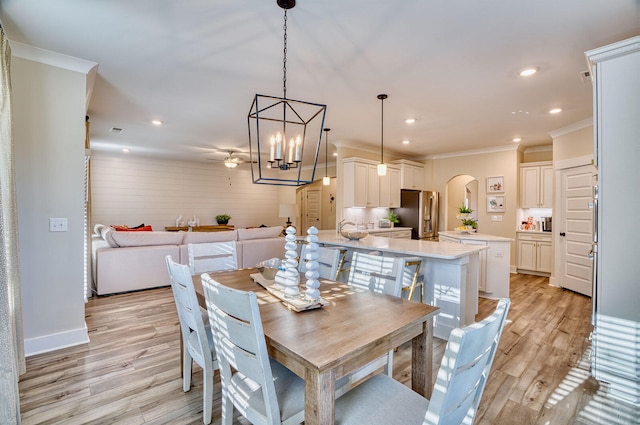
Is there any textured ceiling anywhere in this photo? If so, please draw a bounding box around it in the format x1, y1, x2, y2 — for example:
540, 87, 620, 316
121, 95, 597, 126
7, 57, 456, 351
1, 0, 639, 164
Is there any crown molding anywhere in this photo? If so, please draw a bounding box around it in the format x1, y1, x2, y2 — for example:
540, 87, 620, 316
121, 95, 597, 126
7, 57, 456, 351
431, 143, 519, 160
548, 118, 593, 139
9, 40, 98, 75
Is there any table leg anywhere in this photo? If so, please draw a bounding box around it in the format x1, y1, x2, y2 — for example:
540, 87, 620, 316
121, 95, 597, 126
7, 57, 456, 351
411, 319, 434, 399
304, 368, 336, 425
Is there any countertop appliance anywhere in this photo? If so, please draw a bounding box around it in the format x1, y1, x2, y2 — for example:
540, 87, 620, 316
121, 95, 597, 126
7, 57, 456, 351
542, 217, 552, 232
395, 190, 439, 240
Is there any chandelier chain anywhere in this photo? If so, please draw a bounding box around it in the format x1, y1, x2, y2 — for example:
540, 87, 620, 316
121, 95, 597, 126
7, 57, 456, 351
283, 10, 288, 99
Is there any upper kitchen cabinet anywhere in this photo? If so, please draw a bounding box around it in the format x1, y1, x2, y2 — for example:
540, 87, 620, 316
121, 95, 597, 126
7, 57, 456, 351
343, 158, 400, 208
379, 166, 401, 208
393, 159, 425, 190
520, 161, 553, 208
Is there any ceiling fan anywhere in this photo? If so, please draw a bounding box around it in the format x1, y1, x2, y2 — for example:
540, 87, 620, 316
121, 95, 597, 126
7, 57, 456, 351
208, 150, 254, 168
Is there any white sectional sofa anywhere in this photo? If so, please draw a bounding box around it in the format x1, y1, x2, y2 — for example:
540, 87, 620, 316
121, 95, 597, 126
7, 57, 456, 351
91, 225, 285, 295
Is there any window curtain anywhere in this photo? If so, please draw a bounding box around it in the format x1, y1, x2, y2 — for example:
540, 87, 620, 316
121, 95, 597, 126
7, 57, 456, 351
0, 25, 25, 424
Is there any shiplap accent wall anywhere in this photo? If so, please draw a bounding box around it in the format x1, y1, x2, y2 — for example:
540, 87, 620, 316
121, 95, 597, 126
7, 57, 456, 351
91, 153, 283, 230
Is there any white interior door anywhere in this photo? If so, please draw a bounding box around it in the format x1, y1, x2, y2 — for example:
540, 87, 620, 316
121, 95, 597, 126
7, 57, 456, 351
304, 188, 322, 231
558, 165, 595, 296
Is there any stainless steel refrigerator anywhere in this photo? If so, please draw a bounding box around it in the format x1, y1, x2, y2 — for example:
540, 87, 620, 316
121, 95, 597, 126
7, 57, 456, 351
395, 190, 439, 240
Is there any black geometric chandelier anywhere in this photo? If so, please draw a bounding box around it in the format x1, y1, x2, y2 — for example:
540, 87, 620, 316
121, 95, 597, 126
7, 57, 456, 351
248, 0, 327, 186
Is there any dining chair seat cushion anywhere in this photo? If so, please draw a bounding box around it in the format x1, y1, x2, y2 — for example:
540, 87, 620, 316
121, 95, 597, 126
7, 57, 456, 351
335, 374, 429, 425
229, 359, 305, 423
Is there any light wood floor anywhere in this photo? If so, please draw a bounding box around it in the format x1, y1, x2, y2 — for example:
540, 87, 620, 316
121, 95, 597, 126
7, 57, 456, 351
19, 273, 639, 424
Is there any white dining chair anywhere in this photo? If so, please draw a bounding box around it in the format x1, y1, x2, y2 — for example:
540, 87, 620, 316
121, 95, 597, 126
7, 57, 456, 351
165, 256, 218, 424
298, 244, 342, 281
334, 298, 511, 425
188, 240, 237, 275
342, 252, 406, 387
200, 272, 305, 425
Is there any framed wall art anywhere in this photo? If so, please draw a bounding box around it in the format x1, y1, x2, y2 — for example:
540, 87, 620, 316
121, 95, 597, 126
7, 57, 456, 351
487, 176, 504, 193
487, 195, 505, 213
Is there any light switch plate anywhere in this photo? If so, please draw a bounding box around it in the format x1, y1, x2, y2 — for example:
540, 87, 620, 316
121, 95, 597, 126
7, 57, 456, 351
50, 217, 68, 232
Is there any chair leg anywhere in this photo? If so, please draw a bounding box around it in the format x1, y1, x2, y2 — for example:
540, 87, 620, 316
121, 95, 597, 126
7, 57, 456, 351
183, 348, 192, 392
221, 388, 234, 425
203, 367, 213, 424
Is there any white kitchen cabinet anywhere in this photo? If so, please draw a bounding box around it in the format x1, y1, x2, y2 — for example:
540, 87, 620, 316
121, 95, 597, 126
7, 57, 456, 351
438, 232, 511, 299
344, 158, 401, 208
520, 162, 553, 208
379, 165, 401, 208
517, 232, 552, 274
393, 159, 425, 190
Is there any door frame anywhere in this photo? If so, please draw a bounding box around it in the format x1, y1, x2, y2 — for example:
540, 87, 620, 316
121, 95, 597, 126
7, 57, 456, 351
551, 154, 594, 290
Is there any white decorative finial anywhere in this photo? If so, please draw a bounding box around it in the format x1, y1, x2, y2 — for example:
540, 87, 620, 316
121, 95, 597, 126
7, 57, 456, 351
304, 226, 320, 300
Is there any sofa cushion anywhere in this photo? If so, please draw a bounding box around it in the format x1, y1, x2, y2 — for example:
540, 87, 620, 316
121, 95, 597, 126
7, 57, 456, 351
182, 230, 237, 244
101, 227, 120, 248
111, 231, 183, 247
237, 226, 283, 241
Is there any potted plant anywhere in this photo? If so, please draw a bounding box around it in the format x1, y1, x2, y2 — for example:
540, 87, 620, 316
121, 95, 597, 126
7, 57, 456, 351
457, 204, 473, 219
215, 214, 231, 225
385, 211, 400, 227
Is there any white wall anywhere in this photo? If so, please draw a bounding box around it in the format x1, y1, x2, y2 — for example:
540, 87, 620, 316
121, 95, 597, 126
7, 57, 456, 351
12, 54, 89, 355
91, 153, 283, 230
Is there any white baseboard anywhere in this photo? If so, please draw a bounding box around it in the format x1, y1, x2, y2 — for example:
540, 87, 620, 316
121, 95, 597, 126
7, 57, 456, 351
24, 324, 89, 357
510, 265, 517, 274
549, 276, 560, 287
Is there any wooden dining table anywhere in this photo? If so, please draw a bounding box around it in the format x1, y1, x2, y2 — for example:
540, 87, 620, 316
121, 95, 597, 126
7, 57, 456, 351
193, 268, 439, 425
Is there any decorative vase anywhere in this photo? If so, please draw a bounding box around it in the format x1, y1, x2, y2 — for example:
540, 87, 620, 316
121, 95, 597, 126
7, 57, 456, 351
281, 226, 300, 298
304, 226, 321, 301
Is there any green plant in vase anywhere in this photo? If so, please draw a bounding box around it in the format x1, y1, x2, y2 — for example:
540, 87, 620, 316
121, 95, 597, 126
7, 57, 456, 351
385, 211, 400, 227
215, 214, 231, 225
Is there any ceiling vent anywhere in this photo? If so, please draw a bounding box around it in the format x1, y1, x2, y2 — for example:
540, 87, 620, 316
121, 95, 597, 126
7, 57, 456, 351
580, 70, 591, 83
109, 127, 123, 134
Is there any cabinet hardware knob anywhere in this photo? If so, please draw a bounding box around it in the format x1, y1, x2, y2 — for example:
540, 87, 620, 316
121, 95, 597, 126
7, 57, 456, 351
560, 232, 566, 237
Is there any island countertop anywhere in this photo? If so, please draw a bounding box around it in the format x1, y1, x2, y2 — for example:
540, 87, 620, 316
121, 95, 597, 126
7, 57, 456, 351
439, 231, 513, 242
316, 230, 486, 260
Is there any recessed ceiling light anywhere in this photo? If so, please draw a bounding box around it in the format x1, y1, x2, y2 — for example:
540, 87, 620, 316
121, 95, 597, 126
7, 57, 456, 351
402, 140, 411, 145
519, 67, 539, 77
549, 108, 562, 114
122, 148, 130, 153
404, 118, 416, 124
512, 137, 522, 143
151, 120, 164, 126
332, 152, 338, 157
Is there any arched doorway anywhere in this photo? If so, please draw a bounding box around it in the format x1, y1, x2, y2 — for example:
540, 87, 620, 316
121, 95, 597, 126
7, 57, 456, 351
445, 175, 478, 231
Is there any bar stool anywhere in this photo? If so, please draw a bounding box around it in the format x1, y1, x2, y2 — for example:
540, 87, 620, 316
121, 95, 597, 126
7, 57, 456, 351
401, 258, 424, 303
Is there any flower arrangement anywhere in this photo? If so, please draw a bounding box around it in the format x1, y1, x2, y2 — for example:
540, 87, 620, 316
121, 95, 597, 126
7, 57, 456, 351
215, 214, 231, 225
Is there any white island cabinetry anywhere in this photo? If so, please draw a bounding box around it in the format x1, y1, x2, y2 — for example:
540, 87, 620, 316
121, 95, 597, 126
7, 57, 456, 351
317, 230, 485, 340
439, 231, 511, 299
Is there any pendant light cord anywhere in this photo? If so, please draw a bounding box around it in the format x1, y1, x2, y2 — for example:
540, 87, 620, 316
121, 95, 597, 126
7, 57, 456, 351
282, 10, 288, 100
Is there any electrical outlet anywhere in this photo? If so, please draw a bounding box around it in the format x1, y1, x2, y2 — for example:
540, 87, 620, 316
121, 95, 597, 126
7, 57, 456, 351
49, 218, 68, 232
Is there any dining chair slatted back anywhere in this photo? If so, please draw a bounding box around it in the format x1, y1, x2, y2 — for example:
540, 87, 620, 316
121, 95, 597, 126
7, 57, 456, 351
340, 252, 405, 389
426, 297, 511, 424
201, 273, 306, 425
298, 244, 342, 281
347, 251, 404, 297
333, 298, 511, 425
188, 241, 237, 275
165, 256, 218, 424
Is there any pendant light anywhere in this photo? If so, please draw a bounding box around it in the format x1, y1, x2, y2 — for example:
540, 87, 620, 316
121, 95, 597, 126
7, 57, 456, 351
323, 128, 331, 186
247, 0, 327, 186
377, 94, 388, 176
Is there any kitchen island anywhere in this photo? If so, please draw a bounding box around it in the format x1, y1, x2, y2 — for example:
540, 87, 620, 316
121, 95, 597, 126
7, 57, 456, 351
439, 231, 512, 299
316, 230, 487, 339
